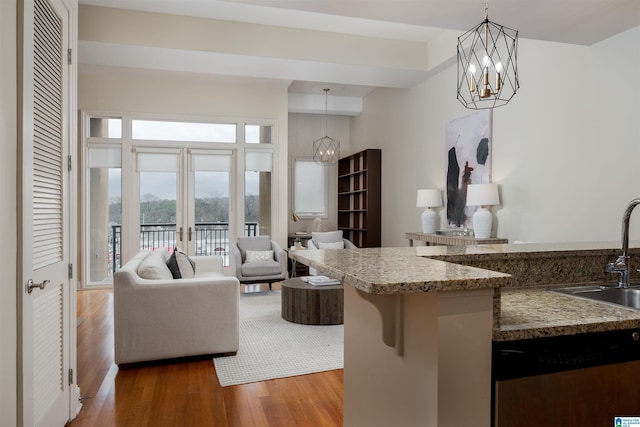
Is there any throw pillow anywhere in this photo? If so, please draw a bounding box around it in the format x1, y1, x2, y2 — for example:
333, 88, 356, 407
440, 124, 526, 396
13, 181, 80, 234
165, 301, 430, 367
175, 247, 196, 272
137, 250, 174, 280
237, 236, 272, 261
166, 247, 196, 279
317, 241, 344, 250
245, 250, 274, 263
157, 247, 171, 262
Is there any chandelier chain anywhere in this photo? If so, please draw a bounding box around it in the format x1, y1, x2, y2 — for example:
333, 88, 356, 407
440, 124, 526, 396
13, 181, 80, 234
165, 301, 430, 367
324, 88, 329, 136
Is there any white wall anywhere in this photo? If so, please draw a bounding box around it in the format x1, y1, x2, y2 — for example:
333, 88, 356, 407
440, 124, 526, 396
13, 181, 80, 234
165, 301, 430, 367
288, 112, 351, 233
78, 68, 290, 248
1, 0, 18, 424
352, 26, 640, 247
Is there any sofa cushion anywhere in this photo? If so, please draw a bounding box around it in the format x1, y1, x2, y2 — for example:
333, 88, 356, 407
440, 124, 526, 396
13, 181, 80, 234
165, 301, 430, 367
245, 250, 274, 263
137, 250, 174, 280
195, 271, 223, 279
157, 247, 171, 262
236, 236, 271, 261
318, 241, 344, 250
312, 230, 343, 248
241, 260, 283, 277
167, 248, 196, 279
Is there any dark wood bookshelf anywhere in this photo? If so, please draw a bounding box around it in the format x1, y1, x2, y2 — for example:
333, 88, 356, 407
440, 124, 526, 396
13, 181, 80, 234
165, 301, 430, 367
337, 149, 381, 247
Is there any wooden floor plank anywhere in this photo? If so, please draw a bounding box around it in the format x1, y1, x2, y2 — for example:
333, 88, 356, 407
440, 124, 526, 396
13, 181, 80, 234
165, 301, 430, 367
66, 289, 343, 427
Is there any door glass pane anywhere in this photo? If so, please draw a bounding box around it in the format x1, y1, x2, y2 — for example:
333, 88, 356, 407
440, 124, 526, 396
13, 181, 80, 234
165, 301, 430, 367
246, 124, 272, 144
89, 167, 121, 284
139, 172, 177, 251
194, 171, 231, 265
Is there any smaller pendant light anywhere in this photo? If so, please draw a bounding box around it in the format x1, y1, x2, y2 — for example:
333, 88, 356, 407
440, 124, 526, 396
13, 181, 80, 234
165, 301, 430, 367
313, 88, 340, 165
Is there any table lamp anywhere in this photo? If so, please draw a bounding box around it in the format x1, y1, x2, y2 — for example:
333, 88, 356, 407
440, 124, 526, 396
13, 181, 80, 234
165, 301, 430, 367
416, 189, 442, 234
465, 183, 500, 239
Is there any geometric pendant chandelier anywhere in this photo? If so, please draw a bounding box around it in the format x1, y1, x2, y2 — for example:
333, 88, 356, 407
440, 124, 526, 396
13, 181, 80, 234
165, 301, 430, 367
313, 88, 340, 166
457, 0, 519, 109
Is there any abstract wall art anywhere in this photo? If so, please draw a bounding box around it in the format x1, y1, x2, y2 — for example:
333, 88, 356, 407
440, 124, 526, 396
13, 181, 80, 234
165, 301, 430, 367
445, 110, 492, 228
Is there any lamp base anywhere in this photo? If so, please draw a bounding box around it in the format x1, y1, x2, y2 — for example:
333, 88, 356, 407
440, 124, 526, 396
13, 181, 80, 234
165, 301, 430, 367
472, 207, 493, 239
421, 209, 437, 234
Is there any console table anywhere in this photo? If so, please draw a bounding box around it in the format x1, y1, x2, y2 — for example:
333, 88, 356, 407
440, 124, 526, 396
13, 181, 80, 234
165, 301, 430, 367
405, 231, 508, 246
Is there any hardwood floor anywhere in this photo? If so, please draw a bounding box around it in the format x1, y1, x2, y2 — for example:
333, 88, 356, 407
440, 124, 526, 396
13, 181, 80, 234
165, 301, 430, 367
67, 286, 343, 427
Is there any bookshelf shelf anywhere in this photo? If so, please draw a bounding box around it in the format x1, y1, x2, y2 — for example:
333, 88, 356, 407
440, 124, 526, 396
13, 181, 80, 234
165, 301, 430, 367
337, 149, 381, 247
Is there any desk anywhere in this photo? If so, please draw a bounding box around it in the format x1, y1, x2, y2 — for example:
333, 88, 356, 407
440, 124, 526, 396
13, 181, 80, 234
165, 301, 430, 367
405, 231, 508, 246
285, 247, 308, 277
288, 233, 312, 248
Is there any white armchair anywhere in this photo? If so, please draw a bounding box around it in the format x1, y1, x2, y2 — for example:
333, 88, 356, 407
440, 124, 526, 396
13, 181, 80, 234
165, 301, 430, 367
113, 250, 240, 365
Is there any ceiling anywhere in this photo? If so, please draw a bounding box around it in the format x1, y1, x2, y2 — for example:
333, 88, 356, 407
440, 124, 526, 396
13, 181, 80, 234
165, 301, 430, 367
78, 0, 640, 97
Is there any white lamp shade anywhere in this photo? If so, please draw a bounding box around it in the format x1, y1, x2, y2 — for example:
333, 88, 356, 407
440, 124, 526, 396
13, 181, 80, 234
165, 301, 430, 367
466, 183, 500, 207
416, 189, 443, 208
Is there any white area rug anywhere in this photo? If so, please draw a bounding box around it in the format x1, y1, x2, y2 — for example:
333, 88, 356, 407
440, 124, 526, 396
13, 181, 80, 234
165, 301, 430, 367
214, 291, 344, 387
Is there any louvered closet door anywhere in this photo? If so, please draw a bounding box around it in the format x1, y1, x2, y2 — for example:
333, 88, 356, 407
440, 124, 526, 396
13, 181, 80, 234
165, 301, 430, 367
19, 0, 71, 425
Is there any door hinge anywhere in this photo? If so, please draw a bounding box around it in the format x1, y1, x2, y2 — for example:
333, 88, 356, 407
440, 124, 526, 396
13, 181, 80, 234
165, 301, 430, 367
68, 263, 73, 280
68, 155, 72, 171
68, 368, 73, 386
67, 48, 72, 65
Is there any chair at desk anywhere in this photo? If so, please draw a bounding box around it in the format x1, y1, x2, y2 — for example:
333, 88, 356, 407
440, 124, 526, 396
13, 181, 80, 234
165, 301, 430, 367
306, 230, 356, 275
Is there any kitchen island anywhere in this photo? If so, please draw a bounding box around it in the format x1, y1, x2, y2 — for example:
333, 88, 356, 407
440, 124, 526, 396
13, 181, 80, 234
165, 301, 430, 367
288, 242, 640, 427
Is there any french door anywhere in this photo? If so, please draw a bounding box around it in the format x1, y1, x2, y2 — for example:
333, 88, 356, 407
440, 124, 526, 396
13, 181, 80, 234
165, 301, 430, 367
134, 148, 233, 262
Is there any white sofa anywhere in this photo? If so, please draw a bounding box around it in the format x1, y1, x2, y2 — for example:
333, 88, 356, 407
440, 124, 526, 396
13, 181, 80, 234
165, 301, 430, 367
113, 249, 240, 365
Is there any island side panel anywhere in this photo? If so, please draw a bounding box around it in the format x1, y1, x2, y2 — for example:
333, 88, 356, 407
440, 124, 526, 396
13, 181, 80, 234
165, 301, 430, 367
343, 285, 494, 427
344, 285, 438, 427
437, 289, 494, 427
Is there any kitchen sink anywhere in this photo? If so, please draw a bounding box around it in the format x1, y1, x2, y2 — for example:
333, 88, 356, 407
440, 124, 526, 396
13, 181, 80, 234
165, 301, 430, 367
552, 284, 640, 310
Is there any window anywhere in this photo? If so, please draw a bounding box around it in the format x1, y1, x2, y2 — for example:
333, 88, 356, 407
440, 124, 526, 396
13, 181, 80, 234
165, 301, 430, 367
131, 120, 236, 143
246, 150, 273, 236
87, 144, 122, 282
81, 112, 278, 288
293, 159, 327, 217
245, 124, 272, 144
87, 117, 122, 138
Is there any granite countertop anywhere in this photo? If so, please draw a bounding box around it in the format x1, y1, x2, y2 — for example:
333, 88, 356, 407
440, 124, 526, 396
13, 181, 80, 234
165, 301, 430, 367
289, 241, 640, 340
288, 247, 511, 295
413, 240, 634, 259
496, 285, 640, 341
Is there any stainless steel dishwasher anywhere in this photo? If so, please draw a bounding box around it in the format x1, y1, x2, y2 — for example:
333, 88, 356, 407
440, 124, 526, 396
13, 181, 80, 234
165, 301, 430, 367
492, 328, 640, 426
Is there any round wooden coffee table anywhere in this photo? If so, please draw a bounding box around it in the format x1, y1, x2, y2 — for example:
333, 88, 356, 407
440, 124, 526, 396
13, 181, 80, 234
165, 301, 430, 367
281, 277, 344, 325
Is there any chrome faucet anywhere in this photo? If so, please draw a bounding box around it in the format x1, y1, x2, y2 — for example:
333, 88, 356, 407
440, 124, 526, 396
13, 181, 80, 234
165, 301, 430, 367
606, 198, 640, 288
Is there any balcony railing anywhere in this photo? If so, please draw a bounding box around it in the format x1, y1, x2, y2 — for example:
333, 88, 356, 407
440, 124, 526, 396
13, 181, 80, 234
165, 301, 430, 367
110, 222, 258, 273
